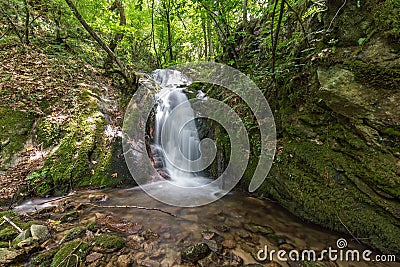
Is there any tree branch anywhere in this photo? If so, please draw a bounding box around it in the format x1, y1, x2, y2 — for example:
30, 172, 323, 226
87, 203, 177, 217
64, 0, 135, 88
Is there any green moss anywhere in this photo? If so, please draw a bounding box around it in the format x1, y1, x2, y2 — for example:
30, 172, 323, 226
86, 222, 97, 232
40, 111, 112, 195
256, 137, 400, 254
375, 0, 400, 41
61, 227, 86, 243
0, 241, 9, 248
36, 118, 63, 148
0, 107, 35, 167
31, 249, 57, 267
0, 214, 39, 242
383, 127, 400, 137
0, 227, 18, 242
51, 241, 89, 267
91, 234, 125, 250
348, 61, 400, 90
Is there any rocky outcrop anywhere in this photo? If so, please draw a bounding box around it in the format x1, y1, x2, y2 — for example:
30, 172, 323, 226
231, 0, 400, 255
0, 44, 135, 204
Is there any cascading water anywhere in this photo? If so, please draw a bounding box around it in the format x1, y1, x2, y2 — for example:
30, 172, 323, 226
150, 69, 209, 187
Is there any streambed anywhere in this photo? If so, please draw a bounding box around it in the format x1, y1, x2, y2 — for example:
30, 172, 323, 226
15, 185, 396, 267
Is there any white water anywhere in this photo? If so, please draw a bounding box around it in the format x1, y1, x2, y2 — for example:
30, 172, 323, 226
150, 69, 211, 188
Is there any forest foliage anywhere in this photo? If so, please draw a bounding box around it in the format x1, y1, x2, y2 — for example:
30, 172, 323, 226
0, 0, 320, 76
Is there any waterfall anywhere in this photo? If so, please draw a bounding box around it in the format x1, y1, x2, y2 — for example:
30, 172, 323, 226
150, 69, 208, 187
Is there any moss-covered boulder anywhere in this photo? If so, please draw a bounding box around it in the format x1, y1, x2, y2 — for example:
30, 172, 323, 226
51, 240, 89, 267
91, 234, 125, 251
0, 107, 35, 170
181, 243, 211, 263
35, 90, 131, 197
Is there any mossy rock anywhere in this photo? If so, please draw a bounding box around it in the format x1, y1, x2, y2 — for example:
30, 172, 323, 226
31, 249, 57, 267
375, 0, 400, 41
51, 240, 89, 267
86, 222, 97, 232
0, 216, 43, 244
60, 227, 86, 244
91, 234, 125, 250
0, 107, 35, 168
36, 118, 63, 148
181, 243, 211, 263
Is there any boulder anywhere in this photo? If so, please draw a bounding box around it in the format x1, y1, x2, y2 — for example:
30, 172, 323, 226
30, 225, 49, 242
181, 243, 210, 263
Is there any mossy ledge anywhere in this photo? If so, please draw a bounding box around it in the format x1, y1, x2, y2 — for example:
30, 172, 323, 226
34, 90, 129, 197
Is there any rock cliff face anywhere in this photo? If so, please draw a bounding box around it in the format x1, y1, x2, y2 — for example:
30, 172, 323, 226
233, 0, 400, 254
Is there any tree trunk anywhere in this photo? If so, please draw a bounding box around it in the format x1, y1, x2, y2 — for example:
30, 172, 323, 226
201, 14, 208, 60
23, 0, 29, 44
207, 16, 214, 61
243, 0, 248, 28
163, 0, 173, 62
104, 0, 126, 69
151, 0, 160, 66
64, 0, 135, 89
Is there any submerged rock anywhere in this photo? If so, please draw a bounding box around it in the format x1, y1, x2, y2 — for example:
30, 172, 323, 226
85, 252, 103, 263
181, 243, 211, 263
243, 223, 274, 236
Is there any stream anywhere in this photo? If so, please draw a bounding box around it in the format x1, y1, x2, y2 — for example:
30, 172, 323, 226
15, 188, 395, 266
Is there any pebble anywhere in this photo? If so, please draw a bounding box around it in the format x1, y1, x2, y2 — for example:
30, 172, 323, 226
86, 252, 103, 263
222, 239, 236, 249
116, 254, 134, 267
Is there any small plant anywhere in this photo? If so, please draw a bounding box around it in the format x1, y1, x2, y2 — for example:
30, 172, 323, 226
27, 168, 49, 188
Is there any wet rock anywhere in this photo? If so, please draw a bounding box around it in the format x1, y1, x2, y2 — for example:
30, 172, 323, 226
51, 240, 90, 267
0, 248, 24, 264
266, 262, 283, 267
222, 239, 236, 249
141, 229, 159, 240
92, 234, 125, 252
13, 229, 31, 245
197, 253, 221, 267
30, 224, 49, 242
99, 215, 142, 234
181, 243, 211, 263
60, 211, 79, 222
162, 232, 171, 239
221, 252, 243, 266
60, 226, 86, 244
243, 223, 274, 236
134, 251, 147, 262
236, 229, 250, 239
88, 193, 109, 202
214, 224, 230, 232
86, 252, 103, 263
267, 235, 288, 246
279, 243, 295, 251
201, 230, 215, 240
203, 239, 218, 252
116, 254, 134, 267
149, 249, 165, 260
143, 241, 158, 254
126, 235, 143, 250
137, 258, 160, 267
